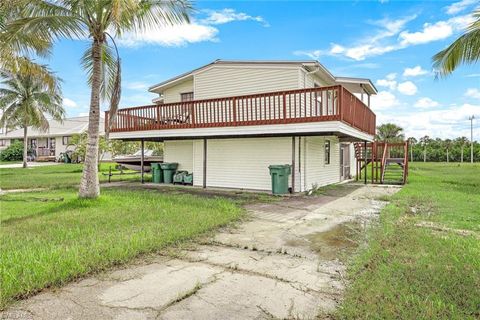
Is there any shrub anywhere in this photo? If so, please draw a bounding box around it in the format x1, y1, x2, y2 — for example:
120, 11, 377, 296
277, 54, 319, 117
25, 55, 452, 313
0, 141, 24, 161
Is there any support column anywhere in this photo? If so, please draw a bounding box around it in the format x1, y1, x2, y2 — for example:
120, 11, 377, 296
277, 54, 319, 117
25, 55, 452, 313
291, 137, 295, 193
140, 139, 145, 184
203, 138, 207, 188
364, 140, 367, 185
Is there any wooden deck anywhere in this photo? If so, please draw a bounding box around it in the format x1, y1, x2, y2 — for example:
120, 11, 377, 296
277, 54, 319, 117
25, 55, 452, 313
106, 85, 376, 136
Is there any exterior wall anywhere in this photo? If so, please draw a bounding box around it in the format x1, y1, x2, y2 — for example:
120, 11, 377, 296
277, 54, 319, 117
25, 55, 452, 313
192, 140, 204, 187
205, 137, 292, 190
163, 79, 194, 103
304, 136, 341, 190
194, 65, 301, 100
301, 70, 331, 88
55, 136, 70, 158
164, 140, 194, 172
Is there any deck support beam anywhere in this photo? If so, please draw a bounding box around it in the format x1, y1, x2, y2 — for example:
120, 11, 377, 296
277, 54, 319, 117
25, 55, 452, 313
203, 138, 207, 188
140, 139, 145, 184
364, 140, 367, 185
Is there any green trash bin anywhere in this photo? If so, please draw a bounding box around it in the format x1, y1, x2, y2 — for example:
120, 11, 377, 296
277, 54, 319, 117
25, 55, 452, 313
151, 163, 163, 183
183, 173, 193, 185
268, 164, 291, 195
160, 163, 178, 184
173, 171, 187, 184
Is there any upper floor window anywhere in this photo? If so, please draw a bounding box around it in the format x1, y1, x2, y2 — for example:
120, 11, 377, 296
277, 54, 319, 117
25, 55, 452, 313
180, 92, 194, 102
324, 140, 331, 165
62, 136, 71, 145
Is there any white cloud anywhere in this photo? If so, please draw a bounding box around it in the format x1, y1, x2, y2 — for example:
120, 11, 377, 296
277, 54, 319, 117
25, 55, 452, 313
397, 81, 418, 95
125, 81, 149, 91
117, 22, 218, 47
77, 112, 89, 117
378, 103, 480, 140
371, 91, 400, 110
62, 98, 77, 108
293, 49, 324, 60
465, 88, 480, 99
444, 0, 477, 15
414, 97, 439, 108
399, 21, 453, 45
403, 65, 429, 77
201, 9, 269, 27
376, 73, 398, 90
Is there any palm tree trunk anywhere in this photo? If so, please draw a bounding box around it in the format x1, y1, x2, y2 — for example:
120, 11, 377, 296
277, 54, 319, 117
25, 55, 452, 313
79, 40, 102, 198
423, 147, 426, 162
461, 147, 464, 163
447, 149, 449, 163
23, 126, 28, 168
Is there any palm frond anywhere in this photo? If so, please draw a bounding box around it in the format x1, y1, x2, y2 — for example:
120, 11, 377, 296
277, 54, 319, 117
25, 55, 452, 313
433, 9, 480, 77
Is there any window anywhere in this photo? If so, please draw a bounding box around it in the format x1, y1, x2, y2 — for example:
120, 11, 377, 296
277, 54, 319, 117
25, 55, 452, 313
324, 140, 330, 165
62, 136, 71, 145
30, 139, 37, 148
180, 92, 194, 102
0, 139, 5, 147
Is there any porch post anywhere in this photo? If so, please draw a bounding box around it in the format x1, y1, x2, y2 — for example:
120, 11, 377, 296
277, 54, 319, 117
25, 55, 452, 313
364, 140, 367, 185
140, 139, 145, 184
203, 138, 207, 188
291, 137, 295, 193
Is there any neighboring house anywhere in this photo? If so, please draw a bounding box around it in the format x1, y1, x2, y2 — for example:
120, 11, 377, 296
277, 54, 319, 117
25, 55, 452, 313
0, 116, 107, 161
108, 60, 377, 192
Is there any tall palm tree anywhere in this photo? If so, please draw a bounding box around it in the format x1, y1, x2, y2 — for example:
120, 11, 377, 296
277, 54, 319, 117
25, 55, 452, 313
408, 137, 417, 162
0, 70, 64, 168
456, 136, 469, 163
433, 9, 480, 76
444, 139, 453, 163
419, 135, 430, 163
375, 123, 405, 142
5, 1, 191, 198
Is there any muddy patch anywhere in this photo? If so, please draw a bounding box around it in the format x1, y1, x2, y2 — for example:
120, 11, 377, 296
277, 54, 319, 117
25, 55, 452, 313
306, 220, 367, 261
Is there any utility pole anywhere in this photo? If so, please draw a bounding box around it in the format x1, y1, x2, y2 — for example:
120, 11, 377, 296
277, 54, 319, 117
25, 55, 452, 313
469, 115, 475, 164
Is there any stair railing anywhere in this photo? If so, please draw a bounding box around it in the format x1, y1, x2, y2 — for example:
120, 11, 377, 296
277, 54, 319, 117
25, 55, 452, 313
380, 142, 388, 184
403, 140, 409, 184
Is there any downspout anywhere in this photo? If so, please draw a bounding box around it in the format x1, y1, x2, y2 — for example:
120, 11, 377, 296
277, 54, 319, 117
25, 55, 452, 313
298, 136, 302, 192
291, 137, 295, 193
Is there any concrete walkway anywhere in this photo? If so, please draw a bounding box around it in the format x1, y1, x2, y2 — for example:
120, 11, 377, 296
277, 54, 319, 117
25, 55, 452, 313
1, 185, 399, 320
0, 162, 59, 169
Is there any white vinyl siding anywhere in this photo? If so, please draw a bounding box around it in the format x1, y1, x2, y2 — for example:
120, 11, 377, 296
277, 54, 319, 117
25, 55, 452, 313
305, 136, 341, 189
194, 66, 301, 100
192, 139, 204, 186
163, 79, 194, 103
205, 137, 292, 190
164, 140, 194, 172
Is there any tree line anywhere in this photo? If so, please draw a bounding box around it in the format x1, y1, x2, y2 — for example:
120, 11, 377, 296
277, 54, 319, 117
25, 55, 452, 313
375, 123, 479, 162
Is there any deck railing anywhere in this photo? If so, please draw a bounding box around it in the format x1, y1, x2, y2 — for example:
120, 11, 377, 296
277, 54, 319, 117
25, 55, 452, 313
106, 85, 376, 135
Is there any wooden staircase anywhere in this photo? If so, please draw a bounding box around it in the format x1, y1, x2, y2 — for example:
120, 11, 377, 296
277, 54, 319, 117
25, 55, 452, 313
354, 141, 409, 185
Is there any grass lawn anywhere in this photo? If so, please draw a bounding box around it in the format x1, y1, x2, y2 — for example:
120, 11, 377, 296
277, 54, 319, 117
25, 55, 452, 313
0, 162, 142, 190
0, 188, 244, 310
337, 163, 480, 319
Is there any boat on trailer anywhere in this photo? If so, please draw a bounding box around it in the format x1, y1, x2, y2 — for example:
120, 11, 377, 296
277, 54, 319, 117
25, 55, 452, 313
113, 150, 163, 172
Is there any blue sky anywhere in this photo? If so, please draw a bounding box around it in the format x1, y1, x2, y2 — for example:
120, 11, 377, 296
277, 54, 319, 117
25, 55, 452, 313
48, 0, 479, 140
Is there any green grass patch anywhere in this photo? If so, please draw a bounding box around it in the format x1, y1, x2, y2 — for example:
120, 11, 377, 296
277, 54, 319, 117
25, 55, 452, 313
336, 163, 480, 319
0, 163, 141, 190
0, 188, 244, 310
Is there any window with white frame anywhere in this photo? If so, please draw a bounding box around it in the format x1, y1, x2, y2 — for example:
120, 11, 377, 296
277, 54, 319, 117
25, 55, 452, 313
324, 140, 331, 164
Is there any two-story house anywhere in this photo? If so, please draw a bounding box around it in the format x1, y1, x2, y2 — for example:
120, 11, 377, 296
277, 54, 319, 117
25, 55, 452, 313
107, 60, 377, 192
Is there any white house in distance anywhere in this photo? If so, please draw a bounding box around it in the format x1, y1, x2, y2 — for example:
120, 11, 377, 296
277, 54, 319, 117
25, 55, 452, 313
107, 60, 377, 192
0, 116, 106, 161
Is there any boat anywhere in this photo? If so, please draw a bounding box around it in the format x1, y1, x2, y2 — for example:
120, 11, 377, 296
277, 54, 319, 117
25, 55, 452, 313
113, 150, 163, 172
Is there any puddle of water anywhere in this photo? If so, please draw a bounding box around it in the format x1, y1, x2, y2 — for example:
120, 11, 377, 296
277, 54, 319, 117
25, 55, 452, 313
306, 220, 367, 261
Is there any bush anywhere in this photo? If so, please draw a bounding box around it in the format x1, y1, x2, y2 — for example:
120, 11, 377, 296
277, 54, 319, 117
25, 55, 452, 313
0, 141, 24, 161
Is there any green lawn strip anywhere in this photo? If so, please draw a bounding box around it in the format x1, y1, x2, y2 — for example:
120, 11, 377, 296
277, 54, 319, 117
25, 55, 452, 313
0, 163, 142, 190
336, 163, 480, 319
0, 188, 244, 310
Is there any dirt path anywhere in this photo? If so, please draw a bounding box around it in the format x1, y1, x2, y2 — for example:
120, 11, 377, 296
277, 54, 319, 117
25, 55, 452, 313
1, 185, 399, 320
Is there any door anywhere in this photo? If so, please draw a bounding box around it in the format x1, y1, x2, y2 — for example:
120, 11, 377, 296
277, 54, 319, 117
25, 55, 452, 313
340, 144, 351, 180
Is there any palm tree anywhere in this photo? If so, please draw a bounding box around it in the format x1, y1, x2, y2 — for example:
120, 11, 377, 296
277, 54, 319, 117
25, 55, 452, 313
433, 9, 480, 76
5, 1, 191, 198
0, 70, 65, 168
444, 139, 453, 163
0, 1, 59, 92
456, 136, 469, 163
419, 135, 430, 162
408, 137, 417, 162
375, 123, 405, 142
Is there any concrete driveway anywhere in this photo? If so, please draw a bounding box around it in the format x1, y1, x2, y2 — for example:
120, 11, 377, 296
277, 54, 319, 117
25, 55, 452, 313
1, 185, 399, 320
